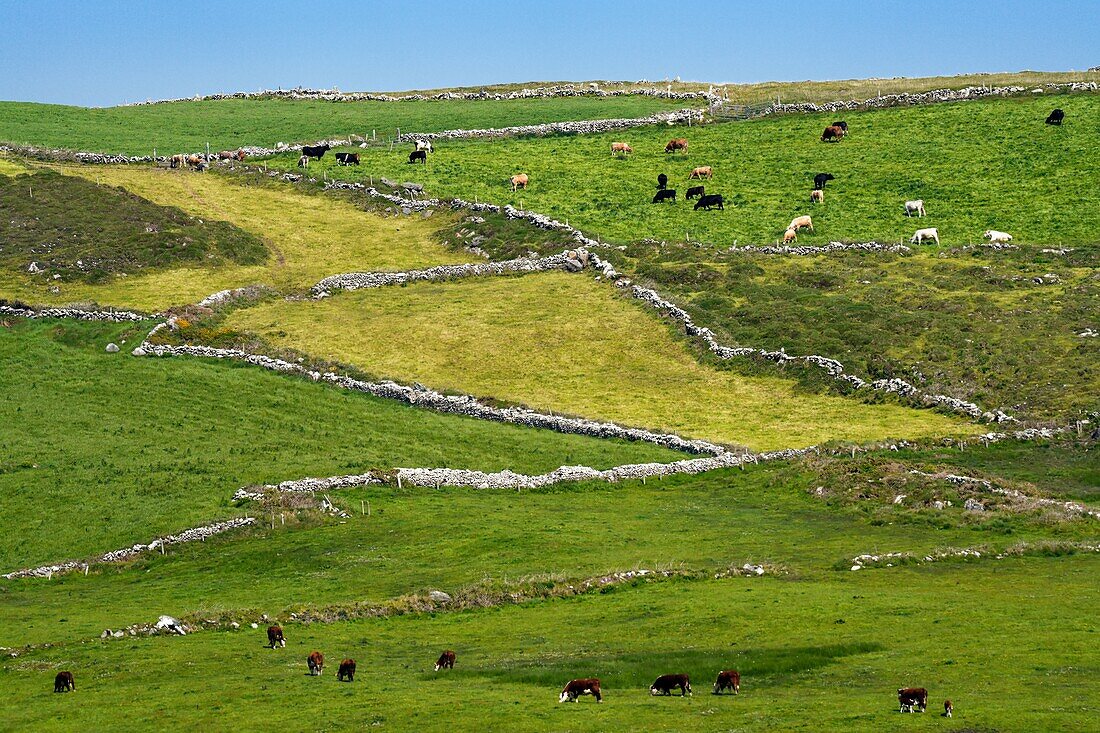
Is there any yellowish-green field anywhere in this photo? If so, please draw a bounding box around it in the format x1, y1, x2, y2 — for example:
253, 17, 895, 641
226, 272, 977, 450
0, 164, 473, 311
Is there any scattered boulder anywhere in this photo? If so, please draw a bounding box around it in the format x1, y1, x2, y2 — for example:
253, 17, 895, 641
964, 498, 986, 512
105, 343, 120, 353
428, 590, 452, 603
131, 346, 147, 357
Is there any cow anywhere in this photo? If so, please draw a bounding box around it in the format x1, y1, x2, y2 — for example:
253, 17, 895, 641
694, 194, 724, 210
54, 671, 75, 693
664, 138, 688, 154
650, 674, 691, 696
297, 155, 309, 168
686, 185, 705, 200
611, 142, 633, 155
656, 173, 669, 190
302, 144, 330, 160
510, 173, 528, 192
904, 199, 926, 217
169, 154, 185, 169
832, 121, 849, 133
186, 154, 204, 168
689, 166, 713, 180
307, 651, 324, 676
788, 215, 813, 232
335, 152, 360, 166
1046, 108, 1065, 125
910, 227, 939, 245
898, 687, 928, 713
408, 150, 427, 164
713, 670, 740, 695
944, 699, 953, 718
236, 149, 247, 161
414, 140, 434, 153
810, 189, 824, 203
652, 189, 676, 203
267, 625, 285, 648
217, 150, 236, 160
984, 229, 1013, 243
559, 678, 602, 703
813, 173, 834, 190
337, 659, 356, 682
821, 125, 846, 142
783, 228, 797, 244
435, 650, 456, 671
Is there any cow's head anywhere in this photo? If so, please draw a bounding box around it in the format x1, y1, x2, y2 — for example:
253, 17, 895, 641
558, 691, 572, 703
649, 685, 661, 696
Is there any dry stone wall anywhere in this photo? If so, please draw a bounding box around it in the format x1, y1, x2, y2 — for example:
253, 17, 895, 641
394, 108, 704, 142
0, 303, 148, 321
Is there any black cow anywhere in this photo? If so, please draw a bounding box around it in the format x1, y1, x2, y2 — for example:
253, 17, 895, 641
338, 659, 357, 682
813, 172, 835, 190
686, 185, 705, 200
650, 674, 692, 696
301, 144, 330, 160
693, 194, 723, 210
832, 121, 848, 133
1046, 108, 1065, 125
656, 173, 668, 190
335, 152, 360, 166
408, 150, 427, 164
54, 671, 75, 693
652, 189, 676, 203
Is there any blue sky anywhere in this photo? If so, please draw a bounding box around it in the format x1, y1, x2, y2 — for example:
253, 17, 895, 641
1, 0, 1097, 107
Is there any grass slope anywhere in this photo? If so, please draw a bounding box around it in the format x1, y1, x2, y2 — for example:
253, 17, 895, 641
0, 96, 693, 155
225, 272, 976, 450
0, 319, 682, 569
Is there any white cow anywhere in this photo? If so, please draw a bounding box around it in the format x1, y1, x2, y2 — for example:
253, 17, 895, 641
414, 140, 433, 153
904, 199, 926, 217
984, 229, 1013, 243
910, 227, 939, 245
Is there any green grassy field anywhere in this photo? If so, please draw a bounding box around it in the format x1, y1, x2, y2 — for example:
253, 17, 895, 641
0, 96, 694, 156
289, 93, 1100, 248
225, 272, 975, 450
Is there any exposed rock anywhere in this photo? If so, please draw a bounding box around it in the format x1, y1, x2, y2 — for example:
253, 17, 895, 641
106, 343, 120, 353
428, 590, 452, 603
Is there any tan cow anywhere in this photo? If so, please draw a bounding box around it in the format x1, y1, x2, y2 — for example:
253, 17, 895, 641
783, 228, 797, 244
788, 215, 813, 232
610, 142, 633, 155
810, 189, 824, 203
689, 166, 713, 180
510, 173, 529, 192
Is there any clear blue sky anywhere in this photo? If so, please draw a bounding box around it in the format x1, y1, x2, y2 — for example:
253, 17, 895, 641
1, 0, 1096, 107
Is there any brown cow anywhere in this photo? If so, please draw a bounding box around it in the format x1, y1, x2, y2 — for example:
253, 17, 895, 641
307, 651, 324, 676
510, 173, 528, 192
664, 138, 688, 154
267, 625, 285, 648
610, 142, 633, 155
944, 699, 953, 718
688, 166, 713, 180
898, 687, 928, 713
713, 670, 740, 694
337, 659, 356, 682
821, 125, 846, 142
54, 671, 75, 693
236, 149, 247, 161
434, 650, 456, 671
186, 154, 204, 168
217, 150, 235, 160
560, 678, 602, 703
650, 674, 691, 696
169, 154, 185, 169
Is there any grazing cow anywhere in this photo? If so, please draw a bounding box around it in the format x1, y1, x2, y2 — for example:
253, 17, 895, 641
54, 671, 75, 693
267, 625, 285, 648
650, 674, 692, 696
559, 678, 602, 703
783, 228, 798, 244
984, 229, 1013, 243
832, 121, 848, 133
414, 140, 434, 153
1046, 108, 1065, 125
335, 152, 361, 166
689, 166, 713, 180
297, 155, 309, 168
435, 650, 456, 671
910, 227, 939, 245
408, 149, 427, 164
337, 659, 356, 682
217, 150, 235, 160
236, 149, 247, 161
302, 144, 330, 160
611, 142, 633, 155
944, 699, 953, 718
510, 173, 529, 192
898, 687, 928, 713
694, 194, 724, 210
813, 172, 834, 190
186, 154, 204, 168
788, 215, 813, 232
810, 189, 824, 203
307, 651, 324, 676
664, 138, 688, 154
713, 670, 740, 695
904, 199, 926, 217
686, 185, 705, 200
821, 125, 846, 142
656, 173, 669, 190
169, 154, 185, 169
652, 189, 677, 203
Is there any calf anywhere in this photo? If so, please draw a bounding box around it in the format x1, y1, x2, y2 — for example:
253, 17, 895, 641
810, 189, 824, 203
54, 671, 75, 693
297, 155, 309, 168
686, 185, 705, 200
813, 172, 835, 189
337, 659, 356, 682
656, 173, 669, 190
435, 650, 456, 671
1046, 108, 1065, 125
689, 166, 713, 180
910, 227, 939, 245
335, 152, 360, 166
898, 687, 928, 713
302, 144, 330, 160
611, 142, 633, 155
983, 229, 1012, 243
783, 228, 797, 244
788, 215, 813, 232
713, 670, 740, 695
307, 651, 324, 676
652, 189, 677, 204
821, 125, 846, 142
904, 199, 925, 217
559, 678, 602, 703
408, 150, 427, 164
664, 138, 688, 154
694, 194, 724, 210
650, 674, 691, 696
267, 625, 285, 649
944, 699, 953, 718
510, 173, 528, 192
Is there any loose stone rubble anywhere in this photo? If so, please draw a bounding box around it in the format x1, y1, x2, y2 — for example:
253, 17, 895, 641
848, 541, 1100, 571
908, 470, 1100, 520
